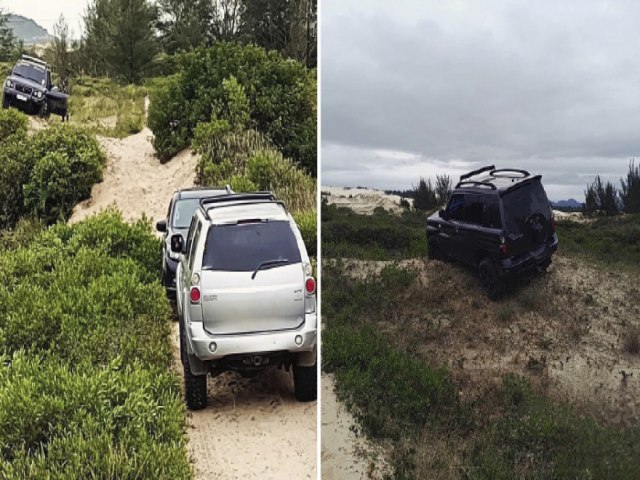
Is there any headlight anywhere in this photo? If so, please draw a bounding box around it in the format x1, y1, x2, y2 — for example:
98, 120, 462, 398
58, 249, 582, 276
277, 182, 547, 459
36, 91, 43, 98
5, 80, 13, 88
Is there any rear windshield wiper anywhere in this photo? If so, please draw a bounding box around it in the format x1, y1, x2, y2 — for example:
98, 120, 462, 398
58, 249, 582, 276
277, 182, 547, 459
251, 258, 289, 279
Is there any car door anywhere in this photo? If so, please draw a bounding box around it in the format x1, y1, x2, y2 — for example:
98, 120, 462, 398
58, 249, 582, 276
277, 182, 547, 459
179, 216, 199, 313
442, 193, 466, 261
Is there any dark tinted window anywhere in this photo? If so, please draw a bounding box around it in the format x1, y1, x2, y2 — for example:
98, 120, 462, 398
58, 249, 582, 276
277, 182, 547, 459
202, 221, 301, 272
172, 199, 201, 228
447, 194, 465, 220
502, 181, 551, 234
13, 64, 46, 85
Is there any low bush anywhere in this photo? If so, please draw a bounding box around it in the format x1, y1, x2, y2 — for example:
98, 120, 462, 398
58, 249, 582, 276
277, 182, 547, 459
293, 209, 317, 257
322, 203, 426, 259
148, 42, 316, 174
0, 107, 28, 140
0, 211, 190, 477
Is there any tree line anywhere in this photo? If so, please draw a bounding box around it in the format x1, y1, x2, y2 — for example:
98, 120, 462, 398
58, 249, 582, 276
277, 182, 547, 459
584, 160, 640, 215
388, 174, 453, 211
1, 0, 316, 84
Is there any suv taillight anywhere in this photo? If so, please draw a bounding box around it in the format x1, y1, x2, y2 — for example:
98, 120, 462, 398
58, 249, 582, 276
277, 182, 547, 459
499, 236, 508, 255
305, 277, 316, 295
190, 286, 201, 303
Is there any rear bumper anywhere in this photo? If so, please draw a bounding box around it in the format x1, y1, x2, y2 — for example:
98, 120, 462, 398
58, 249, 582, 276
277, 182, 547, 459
497, 235, 558, 277
186, 313, 317, 362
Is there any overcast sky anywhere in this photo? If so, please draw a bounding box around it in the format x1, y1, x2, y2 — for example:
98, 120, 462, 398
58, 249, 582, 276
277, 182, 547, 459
321, 0, 640, 201
1, 0, 87, 37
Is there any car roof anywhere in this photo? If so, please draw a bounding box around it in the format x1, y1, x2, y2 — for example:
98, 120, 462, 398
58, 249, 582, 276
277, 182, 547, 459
454, 166, 541, 196
174, 187, 229, 200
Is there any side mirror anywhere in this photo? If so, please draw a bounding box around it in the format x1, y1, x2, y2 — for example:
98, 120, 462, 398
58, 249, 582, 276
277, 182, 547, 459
51, 85, 59, 92
438, 209, 447, 220
155, 219, 167, 232
170, 234, 185, 254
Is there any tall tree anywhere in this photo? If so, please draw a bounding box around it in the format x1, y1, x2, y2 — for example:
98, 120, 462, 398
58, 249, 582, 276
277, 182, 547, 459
413, 177, 437, 211
0, 9, 16, 62
157, 0, 215, 53
620, 159, 640, 213
242, 0, 316, 68
84, 0, 159, 83
50, 15, 71, 84
211, 0, 245, 42
435, 174, 452, 205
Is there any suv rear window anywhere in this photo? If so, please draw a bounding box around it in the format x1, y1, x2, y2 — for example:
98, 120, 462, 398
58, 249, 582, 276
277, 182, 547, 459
202, 220, 301, 271
502, 181, 551, 234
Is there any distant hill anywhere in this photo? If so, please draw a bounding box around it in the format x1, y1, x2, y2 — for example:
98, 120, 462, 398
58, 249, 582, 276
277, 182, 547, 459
5, 14, 51, 44
552, 198, 582, 211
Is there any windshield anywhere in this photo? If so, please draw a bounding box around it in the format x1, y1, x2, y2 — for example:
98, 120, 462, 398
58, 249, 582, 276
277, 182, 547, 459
202, 221, 301, 272
502, 181, 551, 234
13, 64, 46, 85
171, 199, 201, 229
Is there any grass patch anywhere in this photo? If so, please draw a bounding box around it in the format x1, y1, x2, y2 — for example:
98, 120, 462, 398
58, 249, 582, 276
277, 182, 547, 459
48, 76, 147, 138
321, 203, 427, 259
322, 263, 640, 479
557, 214, 640, 269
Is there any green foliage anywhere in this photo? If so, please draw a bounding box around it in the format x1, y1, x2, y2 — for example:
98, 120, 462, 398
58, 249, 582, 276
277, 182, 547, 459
0, 132, 34, 229
194, 120, 315, 213
22, 126, 106, 224
584, 174, 619, 215
621, 160, 640, 213
0, 107, 28, 140
83, 0, 159, 83
293, 209, 316, 256
0, 211, 190, 477
557, 214, 640, 269
413, 177, 438, 211
322, 203, 426, 259
148, 42, 316, 174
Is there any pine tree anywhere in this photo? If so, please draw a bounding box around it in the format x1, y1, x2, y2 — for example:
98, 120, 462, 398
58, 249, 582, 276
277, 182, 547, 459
620, 160, 640, 213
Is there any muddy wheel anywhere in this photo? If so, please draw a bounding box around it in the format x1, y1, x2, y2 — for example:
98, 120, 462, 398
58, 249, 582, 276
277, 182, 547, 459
38, 102, 49, 119
479, 258, 504, 300
293, 363, 317, 402
2, 95, 9, 109
180, 319, 208, 410
538, 258, 552, 273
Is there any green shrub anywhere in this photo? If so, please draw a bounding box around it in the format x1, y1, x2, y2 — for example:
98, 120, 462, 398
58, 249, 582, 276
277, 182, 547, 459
23, 126, 106, 224
0, 108, 28, 140
0, 133, 34, 229
148, 42, 316, 174
293, 209, 317, 256
0, 212, 190, 477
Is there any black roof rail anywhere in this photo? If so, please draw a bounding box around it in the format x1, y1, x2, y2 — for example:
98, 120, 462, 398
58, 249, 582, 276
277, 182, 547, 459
499, 175, 542, 196
455, 181, 497, 190
198, 192, 276, 209
490, 168, 530, 177
460, 165, 496, 181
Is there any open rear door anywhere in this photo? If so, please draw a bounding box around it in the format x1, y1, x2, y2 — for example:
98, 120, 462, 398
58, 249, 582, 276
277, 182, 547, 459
46, 91, 68, 117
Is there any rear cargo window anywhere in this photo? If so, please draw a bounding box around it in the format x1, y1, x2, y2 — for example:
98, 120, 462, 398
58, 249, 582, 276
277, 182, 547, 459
202, 220, 301, 271
502, 181, 551, 234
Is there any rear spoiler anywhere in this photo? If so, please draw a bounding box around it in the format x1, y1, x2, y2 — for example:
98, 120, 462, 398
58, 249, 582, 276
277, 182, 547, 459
455, 181, 497, 190
460, 165, 495, 181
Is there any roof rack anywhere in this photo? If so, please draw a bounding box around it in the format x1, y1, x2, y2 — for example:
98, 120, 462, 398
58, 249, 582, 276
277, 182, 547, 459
459, 165, 495, 181
20, 55, 48, 67
199, 192, 277, 209
490, 168, 530, 177
455, 180, 497, 190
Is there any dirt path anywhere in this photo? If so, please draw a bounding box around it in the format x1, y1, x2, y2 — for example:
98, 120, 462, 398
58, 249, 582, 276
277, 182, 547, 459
321, 374, 387, 480
68, 105, 316, 478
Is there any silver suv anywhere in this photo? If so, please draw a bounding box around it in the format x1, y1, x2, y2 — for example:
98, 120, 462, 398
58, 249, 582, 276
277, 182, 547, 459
172, 192, 317, 410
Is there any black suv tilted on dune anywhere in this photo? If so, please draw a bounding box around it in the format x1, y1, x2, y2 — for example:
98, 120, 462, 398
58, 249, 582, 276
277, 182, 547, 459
426, 165, 558, 299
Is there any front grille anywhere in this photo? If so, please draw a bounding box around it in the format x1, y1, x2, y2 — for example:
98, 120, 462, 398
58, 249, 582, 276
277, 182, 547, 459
15, 83, 33, 95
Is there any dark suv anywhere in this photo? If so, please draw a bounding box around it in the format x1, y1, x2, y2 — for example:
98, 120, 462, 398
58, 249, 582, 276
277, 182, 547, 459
426, 165, 558, 299
2, 55, 68, 119
156, 187, 232, 297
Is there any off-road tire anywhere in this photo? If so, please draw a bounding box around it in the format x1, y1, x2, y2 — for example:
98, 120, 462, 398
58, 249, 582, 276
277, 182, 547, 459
38, 101, 49, 118
2, 95, 9, 109
180, 318, 208, 410
479, 258, 505, 301
293, 363, 317, 402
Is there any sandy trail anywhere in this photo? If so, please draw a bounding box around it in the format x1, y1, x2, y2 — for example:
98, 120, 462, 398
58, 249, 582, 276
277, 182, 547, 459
68, 104, 316, 478
322, 186, 412, 214
321, 374, 387, 480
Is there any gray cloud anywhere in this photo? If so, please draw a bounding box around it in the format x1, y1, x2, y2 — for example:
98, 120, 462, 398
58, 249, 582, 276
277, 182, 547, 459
321, 0, 640, 201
